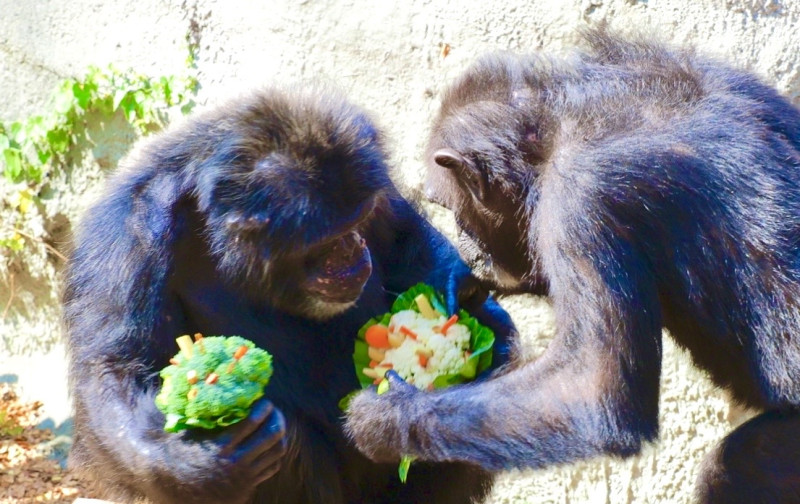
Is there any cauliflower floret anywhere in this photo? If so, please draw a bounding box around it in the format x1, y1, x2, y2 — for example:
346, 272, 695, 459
378, 309, 470, 389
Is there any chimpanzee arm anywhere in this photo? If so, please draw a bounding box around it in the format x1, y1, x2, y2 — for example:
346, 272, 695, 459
346, 217, 662, 469
65, 176, 285, 504
71, 369, 284, 503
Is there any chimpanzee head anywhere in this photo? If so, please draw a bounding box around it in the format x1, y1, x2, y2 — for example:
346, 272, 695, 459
193, 88, 393, 319
424, 54, 552, 295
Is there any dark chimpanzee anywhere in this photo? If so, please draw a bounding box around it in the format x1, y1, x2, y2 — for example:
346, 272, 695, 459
345, 29, 800, 502
62, 86, 514, 504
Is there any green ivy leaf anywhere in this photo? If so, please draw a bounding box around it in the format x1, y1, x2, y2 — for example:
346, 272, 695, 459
72, 81, 94, 110
53, 81, 75, 115
159, 76, 173, 104
25, 115, 46, 140
46, 128, 70, 155
3, 148, 23, 182
113, 89, 131, 114
9, 121, 24, 144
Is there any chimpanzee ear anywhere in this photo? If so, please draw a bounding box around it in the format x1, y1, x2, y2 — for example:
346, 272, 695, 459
433, 148, 487, 201
433, 148, 466, 171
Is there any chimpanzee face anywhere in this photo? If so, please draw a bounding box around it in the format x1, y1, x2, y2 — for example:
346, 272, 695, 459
218, 190, 384, 321
424, 147, 537, 294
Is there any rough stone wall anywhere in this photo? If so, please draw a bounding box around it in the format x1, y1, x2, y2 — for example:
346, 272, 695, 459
1, 1, 798, 502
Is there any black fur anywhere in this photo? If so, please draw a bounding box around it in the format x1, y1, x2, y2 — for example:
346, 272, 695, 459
62, 87, 513, 504
344, 30, 800, 502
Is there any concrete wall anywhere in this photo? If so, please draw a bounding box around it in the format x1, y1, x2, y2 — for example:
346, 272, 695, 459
2, 0, 798, 502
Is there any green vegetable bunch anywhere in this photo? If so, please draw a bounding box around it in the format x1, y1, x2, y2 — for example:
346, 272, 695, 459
155, 334, 273, 432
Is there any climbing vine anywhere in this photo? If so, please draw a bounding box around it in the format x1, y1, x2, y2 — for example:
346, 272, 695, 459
0, 44, 199, 253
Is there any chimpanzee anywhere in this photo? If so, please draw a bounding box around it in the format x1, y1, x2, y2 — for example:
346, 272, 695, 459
62, 86, 514, 504
344, 29, 800, 502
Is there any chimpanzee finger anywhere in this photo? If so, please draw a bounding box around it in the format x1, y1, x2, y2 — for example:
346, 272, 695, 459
237, 406, 286, 466
253, 458, 283, 485
218, 397, 274, 456
384, 370, 418, 395
443, 265, 489, 315
457, 275, 490, 313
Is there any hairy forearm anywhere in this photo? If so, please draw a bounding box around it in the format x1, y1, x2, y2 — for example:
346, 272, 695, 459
348, 354, 653, 471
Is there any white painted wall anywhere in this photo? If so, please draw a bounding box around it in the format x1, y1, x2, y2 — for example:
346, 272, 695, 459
2, 1, 798, 502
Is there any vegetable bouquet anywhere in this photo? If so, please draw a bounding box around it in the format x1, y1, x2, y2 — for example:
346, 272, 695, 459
155, 334, 273, 432
351, 283, 495, 481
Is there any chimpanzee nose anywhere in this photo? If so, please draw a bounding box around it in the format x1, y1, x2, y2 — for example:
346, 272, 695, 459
335, 231, 366, 260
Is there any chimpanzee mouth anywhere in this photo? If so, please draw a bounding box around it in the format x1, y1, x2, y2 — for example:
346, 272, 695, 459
306, 231, 373, 304
457, 230, 522, 292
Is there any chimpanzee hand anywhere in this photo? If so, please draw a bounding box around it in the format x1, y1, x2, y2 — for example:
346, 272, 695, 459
426, 261, 518, 371
214, 398, 287, 483
345, 371, 422, 462
178, 398, 287, 503
426, 260, 489, 316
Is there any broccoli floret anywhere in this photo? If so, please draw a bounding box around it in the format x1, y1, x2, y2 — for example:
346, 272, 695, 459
155, 335, 273, 432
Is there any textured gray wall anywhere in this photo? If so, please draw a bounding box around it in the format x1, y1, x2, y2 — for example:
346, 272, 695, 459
2, 1, 798, 502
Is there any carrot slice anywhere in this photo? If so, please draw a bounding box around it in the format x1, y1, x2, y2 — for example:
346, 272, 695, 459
399, 326, 418, 340
234, 345, 249, 360
418, 354, 429, 367
365, 324, 391, 348
439, 314, 459, 334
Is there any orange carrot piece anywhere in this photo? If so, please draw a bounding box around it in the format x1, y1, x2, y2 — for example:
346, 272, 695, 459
418, 354, 429, 367
365, 325, 391, 348
399, 326, 418, 340
373, 378, 383, 385
193, 333, 204, 341
186, 370, 198, 384
234, 345, 249, 360
205, 373, 219, 385
369, 360, 379, 368
439, 314, 459, 334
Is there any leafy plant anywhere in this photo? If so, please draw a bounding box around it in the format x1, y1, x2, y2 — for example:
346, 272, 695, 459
0, 43, 199, 253
0, 409, 23, 438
